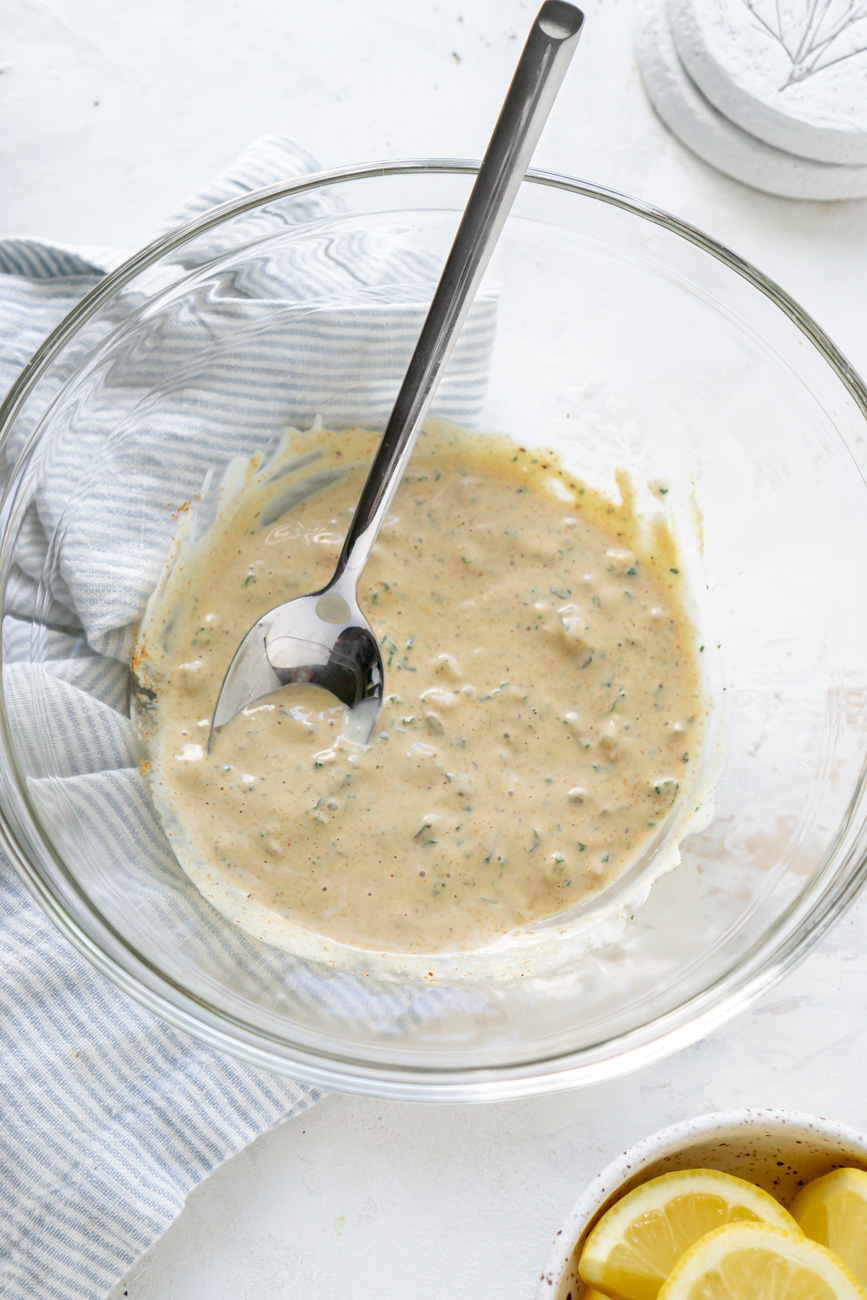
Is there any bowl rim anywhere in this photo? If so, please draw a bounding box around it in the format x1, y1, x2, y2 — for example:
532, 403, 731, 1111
2, 159, 867, 1100
536, 1106, 867, 1297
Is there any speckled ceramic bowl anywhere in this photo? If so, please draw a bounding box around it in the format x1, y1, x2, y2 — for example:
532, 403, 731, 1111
537, 1108, 867, 1300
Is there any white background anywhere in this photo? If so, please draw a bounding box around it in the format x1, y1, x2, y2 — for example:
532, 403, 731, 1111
3, 0, 867, 1296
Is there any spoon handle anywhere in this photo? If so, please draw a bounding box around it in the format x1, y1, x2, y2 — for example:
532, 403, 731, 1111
333, 1, 584, 588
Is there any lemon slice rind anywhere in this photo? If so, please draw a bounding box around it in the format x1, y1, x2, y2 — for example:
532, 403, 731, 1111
657, 1221, 867, 1299
578, 1167, 802, 1300
791, 1167, 867, 1287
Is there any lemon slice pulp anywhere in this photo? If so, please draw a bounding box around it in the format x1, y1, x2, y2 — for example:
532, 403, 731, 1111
578, 1167, 802, 1300
657, 1221, 867, 1299
792, 1167, 867, 1287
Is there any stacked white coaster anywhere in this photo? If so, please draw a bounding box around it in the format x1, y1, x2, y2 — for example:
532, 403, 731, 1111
638, 0, 867, 199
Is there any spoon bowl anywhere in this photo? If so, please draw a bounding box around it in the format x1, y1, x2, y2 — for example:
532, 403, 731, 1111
210, 587, 383, 743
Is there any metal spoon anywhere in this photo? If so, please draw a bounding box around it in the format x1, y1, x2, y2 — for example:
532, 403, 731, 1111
211, 1, 584, 745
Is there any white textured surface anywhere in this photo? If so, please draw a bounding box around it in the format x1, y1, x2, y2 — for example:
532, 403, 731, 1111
638, 0, 867, 199
4, 1, 867, 1298
670, 0, 867, 165
104, 909, 867, 1300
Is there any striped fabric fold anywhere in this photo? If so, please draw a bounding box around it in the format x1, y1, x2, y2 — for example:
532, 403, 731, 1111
0, 137, 387, 1300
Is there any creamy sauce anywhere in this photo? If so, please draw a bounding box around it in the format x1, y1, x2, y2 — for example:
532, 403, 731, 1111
136, 426, 706, 956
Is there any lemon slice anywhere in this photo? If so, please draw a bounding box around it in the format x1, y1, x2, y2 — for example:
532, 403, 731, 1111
791, 1168, 867, 1286
578, 1168, 802, 1300
657, 1222, 867, 1299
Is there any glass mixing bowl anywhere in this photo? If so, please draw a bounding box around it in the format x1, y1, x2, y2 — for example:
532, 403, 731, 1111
1, 163, 867, 1100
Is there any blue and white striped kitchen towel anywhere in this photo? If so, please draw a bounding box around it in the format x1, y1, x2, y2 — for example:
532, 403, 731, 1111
0, 136, 495, 1300
0, 138, 326, 1300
